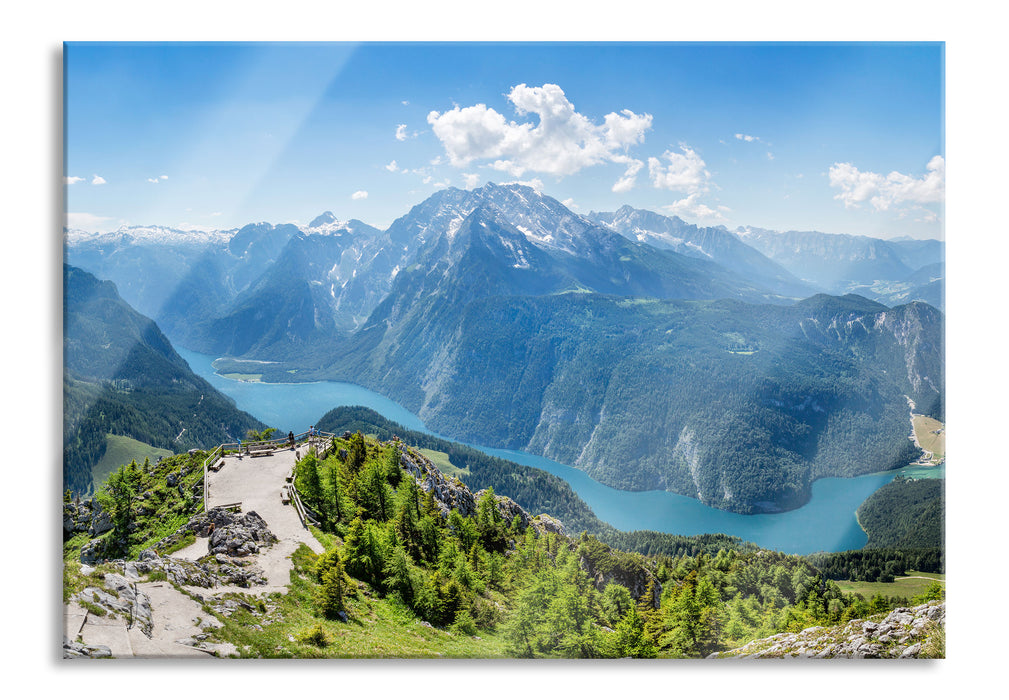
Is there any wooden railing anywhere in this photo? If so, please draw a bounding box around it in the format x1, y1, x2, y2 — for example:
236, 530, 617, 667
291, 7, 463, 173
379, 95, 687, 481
200, 429, 335, 512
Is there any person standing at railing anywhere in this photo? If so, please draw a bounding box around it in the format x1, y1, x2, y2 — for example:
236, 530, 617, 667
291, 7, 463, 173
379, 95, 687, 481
288, 431, 295, 449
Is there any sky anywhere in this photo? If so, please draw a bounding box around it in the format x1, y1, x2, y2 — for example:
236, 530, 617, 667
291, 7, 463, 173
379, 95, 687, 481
64, 41, 944, 240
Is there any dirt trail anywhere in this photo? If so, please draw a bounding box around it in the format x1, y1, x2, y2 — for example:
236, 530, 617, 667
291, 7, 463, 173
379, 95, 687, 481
68, 441, 324, 658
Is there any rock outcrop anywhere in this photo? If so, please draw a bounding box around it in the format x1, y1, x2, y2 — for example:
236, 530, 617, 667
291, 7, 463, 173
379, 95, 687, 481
76, 572, 154, 638
126, 548, 269, 588
712, 601, 945, 659
398, 442, 566, 538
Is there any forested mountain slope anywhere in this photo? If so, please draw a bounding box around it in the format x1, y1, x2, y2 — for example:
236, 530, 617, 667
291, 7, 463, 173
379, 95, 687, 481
63, 265, 263, 496
321, 286, 942, 513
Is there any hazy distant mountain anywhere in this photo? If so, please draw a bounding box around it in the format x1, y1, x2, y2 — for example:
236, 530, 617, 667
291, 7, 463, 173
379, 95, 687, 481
733, 226, 944, 309
189, 219, 391, 358
589, 206, 816, 298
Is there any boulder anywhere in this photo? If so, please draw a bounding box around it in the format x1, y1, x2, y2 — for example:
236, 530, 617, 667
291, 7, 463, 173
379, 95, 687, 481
208, 510, 278, 557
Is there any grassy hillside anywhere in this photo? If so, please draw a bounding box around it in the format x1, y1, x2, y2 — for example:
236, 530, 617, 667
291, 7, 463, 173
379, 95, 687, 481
92, 434, 172, 490
835, 571, 945, 601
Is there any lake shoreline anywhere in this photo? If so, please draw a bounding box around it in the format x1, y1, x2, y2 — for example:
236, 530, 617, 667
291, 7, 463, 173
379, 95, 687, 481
180, 346, 942, 555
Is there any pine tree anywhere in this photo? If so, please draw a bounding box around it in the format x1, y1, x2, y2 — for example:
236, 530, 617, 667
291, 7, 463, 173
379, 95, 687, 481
96, 459, 142, 555
393, 478, 423, 560
295, 452, 322, 504
347, 431, 367, 474
317, 549, 348, 619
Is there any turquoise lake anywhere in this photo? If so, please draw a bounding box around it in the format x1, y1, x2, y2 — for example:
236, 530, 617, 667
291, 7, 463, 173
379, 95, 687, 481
179, 347, 943, 555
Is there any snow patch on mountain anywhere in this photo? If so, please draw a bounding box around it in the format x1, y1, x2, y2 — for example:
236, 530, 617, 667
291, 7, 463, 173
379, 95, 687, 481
65, 225, 235, 245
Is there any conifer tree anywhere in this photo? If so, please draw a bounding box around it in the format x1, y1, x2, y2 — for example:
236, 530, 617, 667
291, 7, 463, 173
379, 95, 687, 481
317, 549, 348, 619
96, 459, 142, 553
295, 452, 322, 503
393, 478, 423, 560
347, 431, 367, 474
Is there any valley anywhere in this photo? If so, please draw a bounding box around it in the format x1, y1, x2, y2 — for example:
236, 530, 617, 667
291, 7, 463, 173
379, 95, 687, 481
66, 184, 943, 515
176, 347, 942, 555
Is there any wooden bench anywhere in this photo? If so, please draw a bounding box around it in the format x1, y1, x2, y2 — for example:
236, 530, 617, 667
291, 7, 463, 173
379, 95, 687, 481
249, 448, 274, 458
280, 487, 290, 505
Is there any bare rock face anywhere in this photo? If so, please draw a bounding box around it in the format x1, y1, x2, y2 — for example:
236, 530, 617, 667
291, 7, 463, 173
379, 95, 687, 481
713, 601, 945, 659
400, 447, 477, 518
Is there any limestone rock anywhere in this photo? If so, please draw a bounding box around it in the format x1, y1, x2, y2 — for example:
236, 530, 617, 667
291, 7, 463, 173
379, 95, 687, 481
63, 637, 112, 658
716, 601, 945, 659
208, 510, 278, 557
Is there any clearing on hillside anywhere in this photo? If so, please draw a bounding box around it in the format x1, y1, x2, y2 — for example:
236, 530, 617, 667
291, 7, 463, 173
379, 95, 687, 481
912, 415, 945, 461
92, 434, 172, 491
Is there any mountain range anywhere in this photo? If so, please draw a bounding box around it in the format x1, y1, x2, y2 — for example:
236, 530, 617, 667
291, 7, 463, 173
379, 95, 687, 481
65, 183, 944, 512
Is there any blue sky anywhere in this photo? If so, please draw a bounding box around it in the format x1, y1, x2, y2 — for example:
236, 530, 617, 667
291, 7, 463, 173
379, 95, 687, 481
64, 42, 944, 239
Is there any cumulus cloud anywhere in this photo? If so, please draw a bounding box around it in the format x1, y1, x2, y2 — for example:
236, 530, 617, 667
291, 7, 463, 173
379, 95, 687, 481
395, 124, 409, 141
427, 83, 652, 187
385, 160, 401, 172
91, 174, 106, 185
735, 133, 760, 142
612, 159, 644, 194
147, 175, 168, 183
829, 156, 945, 211
503, 178, 545, 193
64, 176, 85, 185
351, 190, 368, 200
463, 173, 481, 189
661, 193, 725, 221
647, 145, 711, 194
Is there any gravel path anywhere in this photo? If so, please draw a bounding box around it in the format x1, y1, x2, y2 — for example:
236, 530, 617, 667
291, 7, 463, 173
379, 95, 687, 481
68, 442, 324, 658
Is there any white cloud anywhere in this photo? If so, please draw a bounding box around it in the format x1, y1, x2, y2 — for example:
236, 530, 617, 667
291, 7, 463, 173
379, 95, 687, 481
351, 190, 368, 200
660, 193, 726, 222
611, 159, 644, 194
91, 174, 106, 185
503, 178, 545, 193
735, 133, 760, 142
427, 83, 652, 182
146, 175, 168, 183
385, 160, 400, 172
647, 145, 711, 194
829, 156, 945, 211
64, 176, 84, 185
463, 173, 481, 189
562, 197, 578, 210
395, 124, 408, 141
67, 212, 116, 231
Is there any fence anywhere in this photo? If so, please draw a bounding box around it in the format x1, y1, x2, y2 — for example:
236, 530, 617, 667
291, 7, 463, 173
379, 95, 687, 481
201, 428, 336, 513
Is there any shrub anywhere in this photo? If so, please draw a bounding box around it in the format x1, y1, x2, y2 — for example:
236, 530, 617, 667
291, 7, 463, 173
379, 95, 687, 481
297, 622, 330, 647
